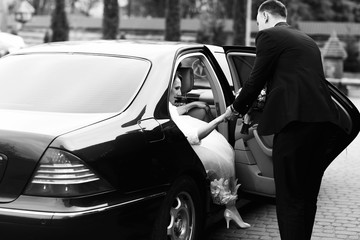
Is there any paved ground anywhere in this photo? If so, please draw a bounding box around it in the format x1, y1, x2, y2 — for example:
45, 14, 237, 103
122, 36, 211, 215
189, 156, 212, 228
206, 97, 360, 240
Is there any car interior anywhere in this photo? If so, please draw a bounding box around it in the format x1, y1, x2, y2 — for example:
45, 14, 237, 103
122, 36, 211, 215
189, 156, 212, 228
227, 53, 276, 197
176, 52, 276, 197
170, 53, 276, 197
176, 66, 214, 122
172, 54, 229, 137
226, 51, 356, 198
171, 50, 358, 199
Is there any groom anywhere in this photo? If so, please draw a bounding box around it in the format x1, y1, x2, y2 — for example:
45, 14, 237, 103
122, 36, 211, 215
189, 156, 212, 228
226, 0, 346, 239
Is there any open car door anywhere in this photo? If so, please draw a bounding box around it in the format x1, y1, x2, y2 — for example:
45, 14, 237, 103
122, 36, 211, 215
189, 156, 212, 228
223, 46, 360, 198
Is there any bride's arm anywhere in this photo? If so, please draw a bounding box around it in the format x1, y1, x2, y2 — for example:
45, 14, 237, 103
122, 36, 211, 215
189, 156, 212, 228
176, 104, 188, 115
177, 101, 209, 115
197, 111, 230, 140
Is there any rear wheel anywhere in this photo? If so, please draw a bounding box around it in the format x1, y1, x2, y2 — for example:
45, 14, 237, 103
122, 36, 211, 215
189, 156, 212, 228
152, 176, 204, 240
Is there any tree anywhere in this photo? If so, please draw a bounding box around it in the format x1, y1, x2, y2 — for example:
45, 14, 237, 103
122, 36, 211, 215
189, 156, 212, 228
332, 0, 357, 22
180, 0, 197, 18
30, 0, 51, 15
128, 0, 165, 17
344, 35, 360, 72
249, 0, 360, 24
51, 0, 69, 42
355, 4, 360, 22
196, 0, 226, 45
301, 0, 334, 21
76, 0, 100, 16
165, 0, 180, 41
102, 0, 119, 39
232, 0, 246, 45
145, 0, 166, 17
281, 0, 308, 28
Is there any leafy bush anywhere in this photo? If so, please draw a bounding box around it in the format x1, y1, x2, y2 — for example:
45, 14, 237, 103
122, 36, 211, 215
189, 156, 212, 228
344, 36, 360, 73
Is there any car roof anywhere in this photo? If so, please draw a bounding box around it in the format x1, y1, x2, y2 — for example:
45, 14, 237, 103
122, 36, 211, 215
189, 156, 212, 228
14, 40, 203, 60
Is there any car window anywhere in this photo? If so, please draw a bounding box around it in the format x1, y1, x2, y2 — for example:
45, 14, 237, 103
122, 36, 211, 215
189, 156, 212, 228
231, 55, 255, 86
226, 53, 256, 92
180, 56, 211, 89
0, 54, 150, 113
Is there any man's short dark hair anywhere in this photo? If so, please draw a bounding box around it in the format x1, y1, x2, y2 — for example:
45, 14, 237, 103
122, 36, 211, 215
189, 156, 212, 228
259, 0, 287, 18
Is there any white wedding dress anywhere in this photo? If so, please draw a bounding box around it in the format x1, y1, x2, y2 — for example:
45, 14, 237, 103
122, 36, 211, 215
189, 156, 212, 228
170, 104, 239, 205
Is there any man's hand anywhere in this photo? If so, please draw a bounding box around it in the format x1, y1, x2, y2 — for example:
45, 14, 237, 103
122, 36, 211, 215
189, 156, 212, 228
225, 106, 239, 121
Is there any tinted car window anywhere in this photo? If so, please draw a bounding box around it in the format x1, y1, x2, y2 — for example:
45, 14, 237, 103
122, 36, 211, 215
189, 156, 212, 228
231, 55, 255, 86
0, 54, 150, 113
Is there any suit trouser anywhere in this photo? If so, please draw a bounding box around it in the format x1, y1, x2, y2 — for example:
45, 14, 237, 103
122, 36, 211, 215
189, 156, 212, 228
273, 121, 345, 240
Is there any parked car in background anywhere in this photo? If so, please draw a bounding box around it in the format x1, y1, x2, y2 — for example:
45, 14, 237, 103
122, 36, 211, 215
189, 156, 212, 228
0, 32, 26, 57
0, 40, 358, 240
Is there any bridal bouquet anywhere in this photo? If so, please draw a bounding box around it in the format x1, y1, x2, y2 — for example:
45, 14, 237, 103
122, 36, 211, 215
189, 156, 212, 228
252, 88, 267, 112
210, 178, 240, 205
240, 88, 267, 134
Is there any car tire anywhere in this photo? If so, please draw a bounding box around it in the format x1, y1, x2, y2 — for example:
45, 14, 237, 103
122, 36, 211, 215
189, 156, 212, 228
152, 176, 204, 240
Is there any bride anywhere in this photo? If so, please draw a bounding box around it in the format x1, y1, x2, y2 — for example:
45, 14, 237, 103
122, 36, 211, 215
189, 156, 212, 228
169, 72, 251, 229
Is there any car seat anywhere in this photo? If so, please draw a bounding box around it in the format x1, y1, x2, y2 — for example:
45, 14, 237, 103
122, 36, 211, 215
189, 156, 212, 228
178, 67, 194, 96
177, 67, 213, 122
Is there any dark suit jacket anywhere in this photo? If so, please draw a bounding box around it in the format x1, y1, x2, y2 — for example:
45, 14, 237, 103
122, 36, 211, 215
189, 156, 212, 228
232, 22, 340, 135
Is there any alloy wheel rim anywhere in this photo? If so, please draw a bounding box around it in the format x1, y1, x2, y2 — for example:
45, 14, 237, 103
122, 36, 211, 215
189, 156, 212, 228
167, 191, 195, 240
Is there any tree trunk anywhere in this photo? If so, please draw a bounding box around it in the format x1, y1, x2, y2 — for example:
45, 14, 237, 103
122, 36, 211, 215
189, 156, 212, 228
102, 0, 119, 40
196, 0, 226, 45
51, 0, 69, 42
165, 0, 180, 41
233, 0, 246, 45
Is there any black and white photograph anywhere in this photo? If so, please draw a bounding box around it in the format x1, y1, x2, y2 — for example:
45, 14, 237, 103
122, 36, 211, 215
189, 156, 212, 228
0, 0, 359, 239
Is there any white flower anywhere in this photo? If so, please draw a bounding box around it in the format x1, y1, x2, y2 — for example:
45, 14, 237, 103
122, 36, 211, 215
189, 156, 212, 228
210, 178, 241, 205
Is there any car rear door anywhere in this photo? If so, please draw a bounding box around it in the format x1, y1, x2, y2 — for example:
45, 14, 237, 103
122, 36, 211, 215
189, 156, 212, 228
223, 46, 360, 198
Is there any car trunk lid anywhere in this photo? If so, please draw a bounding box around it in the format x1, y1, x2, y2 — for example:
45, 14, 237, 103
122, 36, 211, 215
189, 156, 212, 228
0, 110, 112, 202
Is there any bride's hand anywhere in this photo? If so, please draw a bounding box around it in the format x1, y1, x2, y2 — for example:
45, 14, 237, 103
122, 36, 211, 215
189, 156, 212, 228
224, 106, 237, 121
219, 108, 233, 123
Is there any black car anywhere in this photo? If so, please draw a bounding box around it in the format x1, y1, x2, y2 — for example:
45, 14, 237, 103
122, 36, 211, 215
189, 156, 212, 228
0, 41, 358, 239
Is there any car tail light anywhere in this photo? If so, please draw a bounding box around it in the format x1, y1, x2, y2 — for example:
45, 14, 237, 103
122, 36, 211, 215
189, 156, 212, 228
24, 148, 114, 197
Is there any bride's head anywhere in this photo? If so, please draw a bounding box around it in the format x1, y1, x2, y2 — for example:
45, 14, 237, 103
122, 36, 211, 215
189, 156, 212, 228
170, 73, 182, 105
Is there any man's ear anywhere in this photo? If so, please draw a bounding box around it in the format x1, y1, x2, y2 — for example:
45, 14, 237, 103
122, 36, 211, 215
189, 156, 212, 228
263, 12, 269, 23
